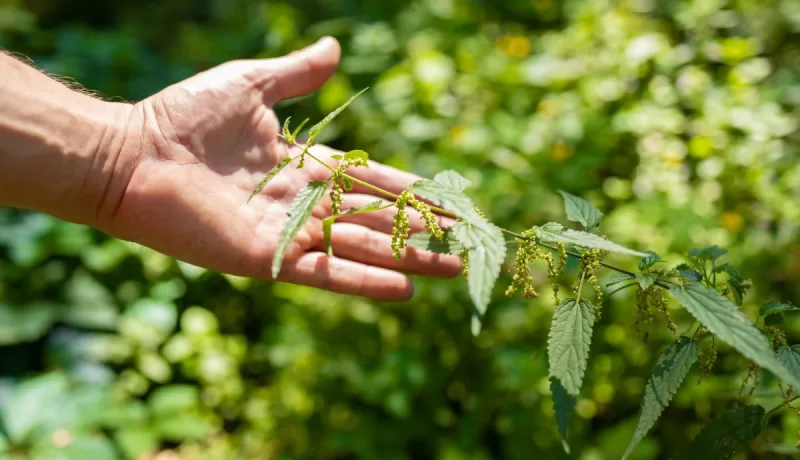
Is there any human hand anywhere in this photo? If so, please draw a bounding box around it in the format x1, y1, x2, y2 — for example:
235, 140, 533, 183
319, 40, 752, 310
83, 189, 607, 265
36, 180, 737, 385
99, 37, 460, 301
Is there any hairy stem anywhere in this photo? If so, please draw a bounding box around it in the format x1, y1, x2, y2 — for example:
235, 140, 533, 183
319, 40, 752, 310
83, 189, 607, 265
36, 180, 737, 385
302, 149, 668, 288
766, 395, 800, 417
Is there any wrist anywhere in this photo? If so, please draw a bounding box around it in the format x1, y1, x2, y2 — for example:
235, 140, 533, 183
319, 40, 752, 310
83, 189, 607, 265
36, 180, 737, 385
0, 54, 143, 228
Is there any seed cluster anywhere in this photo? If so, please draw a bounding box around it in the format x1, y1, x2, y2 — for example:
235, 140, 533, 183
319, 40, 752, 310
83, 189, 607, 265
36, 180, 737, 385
389, 190, 444, 259
699, 336, 718, 378
391, 191, 413, 259
580, 248, 607, 320
634, 286, 677, 339
328, 157, 368, 216
505, 230, 564, 301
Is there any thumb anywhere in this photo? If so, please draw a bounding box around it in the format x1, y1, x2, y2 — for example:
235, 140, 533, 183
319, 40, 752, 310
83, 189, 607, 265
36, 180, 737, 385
257, 37, 341, 105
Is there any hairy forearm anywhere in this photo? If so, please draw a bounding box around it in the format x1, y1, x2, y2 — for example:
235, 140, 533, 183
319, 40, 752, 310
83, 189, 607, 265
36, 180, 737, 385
0, 52, 139, 227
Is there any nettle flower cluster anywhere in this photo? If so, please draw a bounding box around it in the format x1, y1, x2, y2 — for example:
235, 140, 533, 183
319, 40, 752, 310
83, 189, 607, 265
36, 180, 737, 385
247, 91, 800, 459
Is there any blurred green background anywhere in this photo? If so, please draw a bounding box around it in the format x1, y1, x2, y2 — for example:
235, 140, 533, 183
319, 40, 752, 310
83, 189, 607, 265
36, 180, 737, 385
1, 0, 800, 458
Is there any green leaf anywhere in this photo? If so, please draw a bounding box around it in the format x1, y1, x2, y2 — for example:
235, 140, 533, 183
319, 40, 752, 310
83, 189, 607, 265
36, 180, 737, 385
548, 298, 595, 395
410, 179, 478, 221
606, 273, 635, 287
777, 345, 800, 384
322, 200, 385, 258
248, 156, 292, 203
2, 372, 69, 442
407, 230, 465, 255
433, 170, 471, 192
0, 432, 8, 452
272, 181, 328, 278
0, 302, 58, 345
323, 217, 334, 257
550, 377, 575, 454
557, 190, 603, 230
689, 245, 728, 260
675, 264, 703, 282
533, 223, 647, 257
342, 150, 369, 163
760, 301, 800, 318
281, 116, 292, 139
636, 273, 656, 290
638, 251, 662, 270
290, 117, 310, 141
623, 337, 700, 459
308, 88, 368, 140
673, 404, 766, 460
450, 220, 506, 334
670, 283, 800, 389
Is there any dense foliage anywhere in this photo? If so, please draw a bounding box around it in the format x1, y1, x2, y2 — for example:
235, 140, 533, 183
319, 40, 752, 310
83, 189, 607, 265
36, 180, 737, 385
2, 0, 800, 459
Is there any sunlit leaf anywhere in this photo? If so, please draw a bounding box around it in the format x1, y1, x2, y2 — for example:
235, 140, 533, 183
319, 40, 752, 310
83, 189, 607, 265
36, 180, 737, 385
558, 190, 603, 230
670, 283, 800, 389
451, 220, 506, 334
272, 181, 328, 278
760, 301, 800, 318
308, 88, 368, 140
533, 223, 647, 257
1, 372, 69, 442
248, 156, 292, 203
433, 170, 471, 192
777, 345, 800, 384
548, 297, 595, 395
407, 230, 464, 254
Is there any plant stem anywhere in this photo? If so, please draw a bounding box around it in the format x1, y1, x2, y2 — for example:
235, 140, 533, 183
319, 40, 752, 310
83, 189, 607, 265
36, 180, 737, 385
766, 395, 800, 417
607, 282, 639, 298
303, 151, 666, 288
576, 270, 587, 303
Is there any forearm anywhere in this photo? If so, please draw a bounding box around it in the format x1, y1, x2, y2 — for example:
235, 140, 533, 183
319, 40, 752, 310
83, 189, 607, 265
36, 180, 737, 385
0, 52, 139, 227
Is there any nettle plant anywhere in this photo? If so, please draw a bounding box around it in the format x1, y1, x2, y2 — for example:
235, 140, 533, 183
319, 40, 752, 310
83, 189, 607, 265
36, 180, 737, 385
249, 91, 800, 459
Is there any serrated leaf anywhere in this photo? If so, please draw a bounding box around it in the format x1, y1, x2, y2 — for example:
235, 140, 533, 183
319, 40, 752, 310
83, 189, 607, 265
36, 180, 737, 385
281, 116, 292, 139
675, 264, 703, 282
639, 251, 661, 270
760, 301, 800, 318
407, 230, 464, 255
533, 223, 647, 257
606, 273, 635, 288
670, 283, 800, 389
272, 181, 328, 278
410, 179, 479, 221
636, 273, 656, 290
550, 377, 575, 454
777, 345, 800, 385
673, 404, 766, 460
291, 117, 310, 141
248, 157, 292, 203
343, 150, 369, 163
558, 190, 603, 230
433, 170, 471, 192
548, 298, 595, 395
689, 245, 728, 260
451, 220, 506, 334
623, 337, 700, 459
308, 88, 368, 140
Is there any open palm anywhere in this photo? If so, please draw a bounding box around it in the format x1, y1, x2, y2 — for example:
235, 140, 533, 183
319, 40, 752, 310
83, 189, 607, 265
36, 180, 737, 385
105, 38, 460, 301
